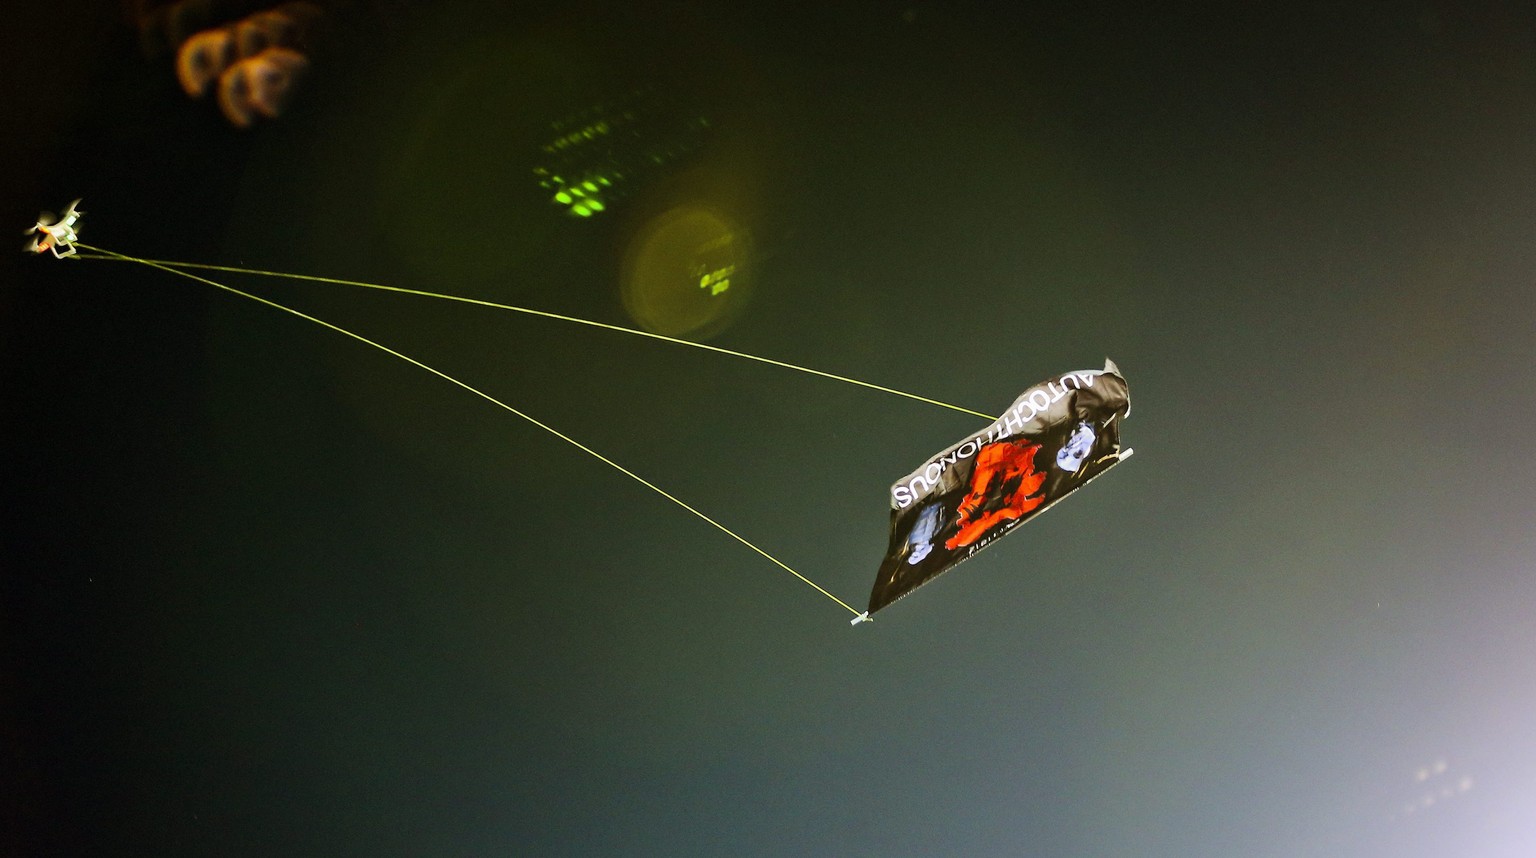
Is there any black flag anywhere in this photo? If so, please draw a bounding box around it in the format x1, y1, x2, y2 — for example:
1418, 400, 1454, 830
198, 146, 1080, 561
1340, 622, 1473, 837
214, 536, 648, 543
864, 359, 1132, 618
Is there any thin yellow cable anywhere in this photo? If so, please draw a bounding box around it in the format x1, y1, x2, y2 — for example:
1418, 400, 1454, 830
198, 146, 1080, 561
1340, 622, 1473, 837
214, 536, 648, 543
78, 245, 865, 620
73, 249, 993, 421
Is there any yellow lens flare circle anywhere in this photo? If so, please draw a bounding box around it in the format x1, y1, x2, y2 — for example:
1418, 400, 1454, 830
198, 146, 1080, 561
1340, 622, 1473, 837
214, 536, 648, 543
620, 206, 751, 339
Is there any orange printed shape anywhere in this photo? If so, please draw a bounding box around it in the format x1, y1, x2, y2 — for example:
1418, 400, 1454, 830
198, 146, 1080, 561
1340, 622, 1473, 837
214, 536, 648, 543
945, 440, 1045, 550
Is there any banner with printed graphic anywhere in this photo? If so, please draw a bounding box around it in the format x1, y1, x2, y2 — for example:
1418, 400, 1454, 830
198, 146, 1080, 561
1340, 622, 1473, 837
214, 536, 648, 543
866, 359, 1133, 616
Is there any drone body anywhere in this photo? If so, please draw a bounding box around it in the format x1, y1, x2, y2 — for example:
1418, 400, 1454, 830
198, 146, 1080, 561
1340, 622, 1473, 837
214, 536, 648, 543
25, 199, 83, 259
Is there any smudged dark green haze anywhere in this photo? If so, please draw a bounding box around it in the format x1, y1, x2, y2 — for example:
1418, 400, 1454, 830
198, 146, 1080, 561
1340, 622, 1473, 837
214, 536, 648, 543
4, 2, 1534, 856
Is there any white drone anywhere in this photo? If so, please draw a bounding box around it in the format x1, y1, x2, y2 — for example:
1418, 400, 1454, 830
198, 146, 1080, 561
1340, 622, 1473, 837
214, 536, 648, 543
26, 198, 84, 258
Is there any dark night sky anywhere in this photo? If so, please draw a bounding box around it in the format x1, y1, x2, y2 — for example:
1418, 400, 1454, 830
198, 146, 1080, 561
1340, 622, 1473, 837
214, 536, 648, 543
5, 2, 1536, 856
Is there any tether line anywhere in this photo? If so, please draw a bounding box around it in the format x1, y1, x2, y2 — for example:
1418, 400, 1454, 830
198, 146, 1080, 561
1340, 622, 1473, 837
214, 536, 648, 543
73, 251, 993, 420
78, 244, 865, 620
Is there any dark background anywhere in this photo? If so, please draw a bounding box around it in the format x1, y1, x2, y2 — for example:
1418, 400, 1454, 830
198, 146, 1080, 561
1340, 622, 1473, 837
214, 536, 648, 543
4, 2, 1534, 855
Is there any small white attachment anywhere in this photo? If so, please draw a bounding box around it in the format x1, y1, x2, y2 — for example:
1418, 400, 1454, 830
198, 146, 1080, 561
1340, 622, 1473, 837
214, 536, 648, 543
1118, 448, 1134, 460
850, 611, 872, 626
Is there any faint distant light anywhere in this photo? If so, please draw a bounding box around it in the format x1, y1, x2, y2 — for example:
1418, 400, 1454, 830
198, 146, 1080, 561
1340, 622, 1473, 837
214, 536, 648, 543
532, 90, 712, 219
1414, 759, 1447, 782
620, 206, 752, 338
1395, 757, 1475, 820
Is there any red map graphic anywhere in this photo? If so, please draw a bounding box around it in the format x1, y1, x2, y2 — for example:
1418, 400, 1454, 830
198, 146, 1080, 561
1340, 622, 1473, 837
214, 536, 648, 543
945, 439, 1046, 550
